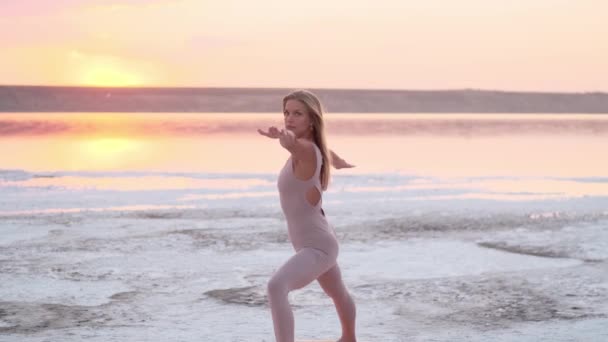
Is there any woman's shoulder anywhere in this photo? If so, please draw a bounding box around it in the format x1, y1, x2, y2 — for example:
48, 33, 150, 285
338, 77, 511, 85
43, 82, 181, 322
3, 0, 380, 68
298, 140, 319, 156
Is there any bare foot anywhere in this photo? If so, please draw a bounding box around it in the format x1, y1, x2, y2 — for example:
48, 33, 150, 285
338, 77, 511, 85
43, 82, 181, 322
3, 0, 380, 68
337, 337, 357, 342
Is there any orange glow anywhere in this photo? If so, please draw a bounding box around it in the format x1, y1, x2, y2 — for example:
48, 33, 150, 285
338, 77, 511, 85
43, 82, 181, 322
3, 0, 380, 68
1, 1, 607, 90
3, 175, 272, 191
81, 64, 142, 87
78, 138, 143, 169
1, 113, 607, 177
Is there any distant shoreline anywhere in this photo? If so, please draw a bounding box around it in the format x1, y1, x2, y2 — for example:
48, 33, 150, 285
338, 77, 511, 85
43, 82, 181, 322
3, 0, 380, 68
1, 85, 607, 113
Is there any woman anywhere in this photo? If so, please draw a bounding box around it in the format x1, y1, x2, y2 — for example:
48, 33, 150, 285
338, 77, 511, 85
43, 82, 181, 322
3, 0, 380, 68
257, 90, 358, 342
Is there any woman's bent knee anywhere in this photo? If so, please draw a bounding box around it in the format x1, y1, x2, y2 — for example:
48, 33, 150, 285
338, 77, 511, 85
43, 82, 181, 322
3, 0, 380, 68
267, 276, 287, 298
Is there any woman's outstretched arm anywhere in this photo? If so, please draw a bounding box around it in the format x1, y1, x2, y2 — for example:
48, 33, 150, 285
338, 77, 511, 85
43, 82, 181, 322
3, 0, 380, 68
258, 127, 354, 169
257, 126, 316, 164
329, 149, 356, 169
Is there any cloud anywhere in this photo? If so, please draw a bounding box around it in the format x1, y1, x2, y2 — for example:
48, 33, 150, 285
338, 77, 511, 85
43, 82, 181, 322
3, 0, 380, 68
0, 120, 72, 136
0, 1, 85, 16
189, 35, 248, 50
0, 1, 168, 16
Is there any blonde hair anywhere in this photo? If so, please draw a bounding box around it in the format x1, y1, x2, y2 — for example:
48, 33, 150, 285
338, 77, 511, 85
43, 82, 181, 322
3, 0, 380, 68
282, 89, 331, 191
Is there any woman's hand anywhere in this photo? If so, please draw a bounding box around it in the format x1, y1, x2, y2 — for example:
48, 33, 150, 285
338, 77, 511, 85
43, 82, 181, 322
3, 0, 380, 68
332, 158, 356, 169
257, 126, 281, 139
258, 126, 297, 150
278, 128, 296, 149
330, 149, 356, 169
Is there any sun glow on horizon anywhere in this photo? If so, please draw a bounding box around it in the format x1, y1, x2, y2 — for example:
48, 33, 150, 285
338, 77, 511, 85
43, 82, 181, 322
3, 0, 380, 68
81, 64, 143, 87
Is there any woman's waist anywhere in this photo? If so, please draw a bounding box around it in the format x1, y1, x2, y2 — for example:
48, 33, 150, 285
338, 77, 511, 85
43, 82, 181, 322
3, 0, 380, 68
286, 219, 334, 237
279, 193, 323, 209
283, 211, 328, 225
280, 198, 324, 216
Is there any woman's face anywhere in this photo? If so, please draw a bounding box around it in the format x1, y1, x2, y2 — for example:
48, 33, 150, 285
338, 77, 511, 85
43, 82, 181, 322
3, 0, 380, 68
283, 99, 313, 139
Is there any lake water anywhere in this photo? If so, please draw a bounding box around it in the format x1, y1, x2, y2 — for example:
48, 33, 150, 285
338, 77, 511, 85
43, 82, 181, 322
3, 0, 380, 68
1, 113, 607, 341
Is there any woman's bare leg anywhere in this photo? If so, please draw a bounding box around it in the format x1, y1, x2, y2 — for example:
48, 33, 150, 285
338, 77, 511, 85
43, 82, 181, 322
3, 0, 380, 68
317, 264, 357, 342
267, 248, 336, 342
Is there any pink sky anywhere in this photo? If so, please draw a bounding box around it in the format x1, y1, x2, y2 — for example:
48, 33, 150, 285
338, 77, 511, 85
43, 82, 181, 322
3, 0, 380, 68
0, 0, 606, 91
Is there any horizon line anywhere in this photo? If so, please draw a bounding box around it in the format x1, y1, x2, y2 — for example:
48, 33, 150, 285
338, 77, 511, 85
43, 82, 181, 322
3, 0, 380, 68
0, 84, 606, 96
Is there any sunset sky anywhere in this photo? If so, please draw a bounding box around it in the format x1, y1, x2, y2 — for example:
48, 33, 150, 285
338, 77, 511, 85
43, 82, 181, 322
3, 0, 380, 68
1, 0, 606, 91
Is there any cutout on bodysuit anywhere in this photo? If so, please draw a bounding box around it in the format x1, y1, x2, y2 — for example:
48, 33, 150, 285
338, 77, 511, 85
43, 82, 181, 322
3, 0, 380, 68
305, 186, 321, 207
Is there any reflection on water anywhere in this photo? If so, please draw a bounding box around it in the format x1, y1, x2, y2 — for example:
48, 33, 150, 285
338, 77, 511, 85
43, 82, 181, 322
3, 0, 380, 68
1, 175, 273, 191
3, 113, 608, 137
0, 204, 196, 216
0, 113, 607, 177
